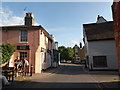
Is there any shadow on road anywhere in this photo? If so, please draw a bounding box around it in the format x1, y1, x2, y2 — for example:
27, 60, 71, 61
2, 80, 120, 89
43, 63, 119, 76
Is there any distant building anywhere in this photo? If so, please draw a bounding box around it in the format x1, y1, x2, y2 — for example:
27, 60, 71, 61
73, 43, 85, 63
83, 15, 118, 70
73, 44, 80, 63
1, 13, 56, 73
78, 45, 86, 63
112, 0, 120, 75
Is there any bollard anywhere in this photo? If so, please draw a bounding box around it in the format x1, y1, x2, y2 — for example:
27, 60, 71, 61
85, 60, 87, 68
30, 65, 33, 76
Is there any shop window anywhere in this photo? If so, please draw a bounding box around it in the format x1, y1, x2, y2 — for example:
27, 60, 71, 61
93, 56, 107, 67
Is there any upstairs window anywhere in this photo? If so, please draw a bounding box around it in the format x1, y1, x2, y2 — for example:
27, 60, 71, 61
20, 30, 28, 42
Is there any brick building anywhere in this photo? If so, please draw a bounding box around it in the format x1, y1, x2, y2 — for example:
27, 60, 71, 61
1, 13, 54, 73
112, 0, 120, 75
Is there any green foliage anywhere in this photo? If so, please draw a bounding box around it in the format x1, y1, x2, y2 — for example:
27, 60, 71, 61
58, 46, 74, 61
58, 46, 66, 60
67, 47, 74, 60
0, 43, 16, 64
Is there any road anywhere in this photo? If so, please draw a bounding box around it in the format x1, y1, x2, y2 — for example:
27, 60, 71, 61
2, 63, 120, 89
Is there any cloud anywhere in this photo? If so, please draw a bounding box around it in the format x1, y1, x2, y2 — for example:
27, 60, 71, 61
34, 22, 39, 26
71, 40, 79, 45
0, 7, 24, 26
0, 7, 39, 26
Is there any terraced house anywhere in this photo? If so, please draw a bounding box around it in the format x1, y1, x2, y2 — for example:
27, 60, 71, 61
1, 13, 58, 73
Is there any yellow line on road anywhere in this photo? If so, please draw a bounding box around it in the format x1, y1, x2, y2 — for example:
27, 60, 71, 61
97, 80, 120, 83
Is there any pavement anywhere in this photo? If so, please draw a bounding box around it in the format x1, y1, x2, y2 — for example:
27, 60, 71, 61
14, 65, 63, 81
2, 65, 63, 90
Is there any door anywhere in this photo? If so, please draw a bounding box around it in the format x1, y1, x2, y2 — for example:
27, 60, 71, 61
20, 52, 27, 60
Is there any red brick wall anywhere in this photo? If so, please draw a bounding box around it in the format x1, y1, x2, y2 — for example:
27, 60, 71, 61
28, 29, 40, 73
2, 29, 19, 44
112, 1, 120, 74
2, 28, 40, 73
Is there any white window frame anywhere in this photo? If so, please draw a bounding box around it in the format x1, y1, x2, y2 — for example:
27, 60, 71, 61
20, 30, 28, 43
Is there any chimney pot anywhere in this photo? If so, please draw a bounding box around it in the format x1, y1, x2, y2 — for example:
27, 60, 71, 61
25, 13, 34, 26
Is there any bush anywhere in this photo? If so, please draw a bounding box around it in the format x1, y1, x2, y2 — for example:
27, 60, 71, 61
0, 43, 16, 64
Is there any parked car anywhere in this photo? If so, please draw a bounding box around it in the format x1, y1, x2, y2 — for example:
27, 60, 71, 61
81, 60, 86, 64
74, 60, 80, 64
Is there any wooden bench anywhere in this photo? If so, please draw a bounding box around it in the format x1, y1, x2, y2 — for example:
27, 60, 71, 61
2, 67, 14, 82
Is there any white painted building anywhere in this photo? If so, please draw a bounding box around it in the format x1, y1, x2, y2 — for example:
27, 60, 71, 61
73, 45, 79, 57
83, 15, 118, 70
51, 35, 60, 68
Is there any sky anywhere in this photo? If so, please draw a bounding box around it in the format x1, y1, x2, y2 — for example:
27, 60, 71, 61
0, 1, 113, 47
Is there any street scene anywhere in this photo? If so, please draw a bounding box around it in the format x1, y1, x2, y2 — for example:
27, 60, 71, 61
2, 63, 120, 89
0, 0, 120, 90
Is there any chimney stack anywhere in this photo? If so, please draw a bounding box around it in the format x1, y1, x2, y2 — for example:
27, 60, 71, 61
97, 15, 100, 20
80, 42, 82, 48
25, 13, 34, 26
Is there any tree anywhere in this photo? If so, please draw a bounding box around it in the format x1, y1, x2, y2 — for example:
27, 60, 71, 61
58, 46, 66, 60
67, 47, 74, 60
62, 48, 69, 60
0, 43, 16, 64
58, 46, 74, 62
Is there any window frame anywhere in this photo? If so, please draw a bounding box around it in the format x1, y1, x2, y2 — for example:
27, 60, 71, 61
20, 30, 28, 43
20, 52, 27, 60
93, 56, 107, 68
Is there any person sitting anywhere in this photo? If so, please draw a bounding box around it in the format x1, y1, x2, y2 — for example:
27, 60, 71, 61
0, 75, 10, 86
1, 62, 10, 87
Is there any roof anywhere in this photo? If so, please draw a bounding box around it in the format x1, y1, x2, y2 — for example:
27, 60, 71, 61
1, 25, 53, 41
73, 44, 80, 49
83, 21, 115, 41
96, 15, 107, 23
1, 25, 41, 30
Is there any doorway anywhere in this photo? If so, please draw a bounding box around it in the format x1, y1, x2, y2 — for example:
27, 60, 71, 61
20, 52, 27, 60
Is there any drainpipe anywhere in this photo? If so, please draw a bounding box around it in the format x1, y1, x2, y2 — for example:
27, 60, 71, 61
91, 63, 93, 70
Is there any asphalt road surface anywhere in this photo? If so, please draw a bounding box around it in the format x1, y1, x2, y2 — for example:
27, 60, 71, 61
2, 63, 120, 89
